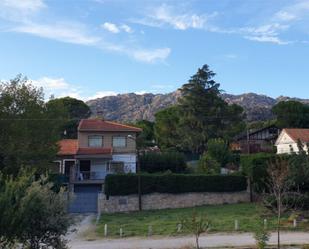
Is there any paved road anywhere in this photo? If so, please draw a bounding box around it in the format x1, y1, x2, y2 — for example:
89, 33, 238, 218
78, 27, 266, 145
69, 232, 309, 249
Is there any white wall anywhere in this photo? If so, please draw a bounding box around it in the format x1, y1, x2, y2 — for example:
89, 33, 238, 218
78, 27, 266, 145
112, 154, 136, 173
276, 131, 308, 154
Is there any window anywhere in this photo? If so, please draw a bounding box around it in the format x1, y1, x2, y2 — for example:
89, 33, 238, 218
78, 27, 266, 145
113, 136, 126, 147
88, 135, 103, 147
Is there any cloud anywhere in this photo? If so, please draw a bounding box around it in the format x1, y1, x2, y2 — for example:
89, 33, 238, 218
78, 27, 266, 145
0, 1, 168, 63
131, 48, 171, 63
133, 4, 217, 30
120, 24, 133, 33
274, 11, 298, 22
32, 77, 69, 89
13, 21, 101, 45
101, 22, 133, 33
242, 23, 291, 45
245, 35, 290, 45
101, 22, 120, 33
86, 91, 118, 100
1, 0, 45, 13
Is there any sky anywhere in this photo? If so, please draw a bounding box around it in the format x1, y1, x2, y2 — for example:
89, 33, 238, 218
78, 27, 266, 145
0, 0, 309, 100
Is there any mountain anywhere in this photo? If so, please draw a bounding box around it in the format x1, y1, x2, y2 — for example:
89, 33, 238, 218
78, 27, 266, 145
86, 91, 309, 122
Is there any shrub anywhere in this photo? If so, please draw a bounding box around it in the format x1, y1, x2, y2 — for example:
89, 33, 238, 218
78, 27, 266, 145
197, 154, 220, 174
240, 153, 275, 192
140, 152, 186, 173
104, 174, 247, 196
254, 222, 270, 249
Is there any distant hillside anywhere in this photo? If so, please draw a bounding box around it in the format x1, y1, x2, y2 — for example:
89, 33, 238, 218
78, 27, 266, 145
86, 91, 309, 122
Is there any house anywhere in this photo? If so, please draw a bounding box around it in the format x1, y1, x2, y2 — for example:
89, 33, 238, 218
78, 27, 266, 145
56, 119, 141, 212
275, 128, 309, 154
232, 125, 280, 153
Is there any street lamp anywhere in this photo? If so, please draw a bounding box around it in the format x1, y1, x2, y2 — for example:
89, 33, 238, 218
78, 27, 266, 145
127, 135, 142, 211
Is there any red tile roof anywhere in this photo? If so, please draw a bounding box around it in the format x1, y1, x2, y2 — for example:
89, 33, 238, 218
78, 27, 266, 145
284, 128, 309, 143
78, 119, 142, 132
57, 139, 78, 156
76, 147, 112, 155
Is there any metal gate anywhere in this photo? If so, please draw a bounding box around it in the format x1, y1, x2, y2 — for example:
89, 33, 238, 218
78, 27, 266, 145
68, 184, 101, 213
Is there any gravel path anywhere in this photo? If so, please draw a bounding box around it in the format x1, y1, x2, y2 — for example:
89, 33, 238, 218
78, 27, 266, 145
68, 215, 309, 249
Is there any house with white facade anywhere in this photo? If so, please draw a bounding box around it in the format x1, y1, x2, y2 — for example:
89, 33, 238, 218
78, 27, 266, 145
56, 119, 142, 212
275, 128, 309, 154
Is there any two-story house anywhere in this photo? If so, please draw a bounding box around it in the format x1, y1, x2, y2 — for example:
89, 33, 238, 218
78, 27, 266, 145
56, 119, 141, 212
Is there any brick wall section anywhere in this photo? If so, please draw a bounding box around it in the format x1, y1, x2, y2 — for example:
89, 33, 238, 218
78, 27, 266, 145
98, 191, 250, 213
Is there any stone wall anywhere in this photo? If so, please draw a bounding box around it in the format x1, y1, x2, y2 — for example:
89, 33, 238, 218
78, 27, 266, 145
98, 191, 250, 213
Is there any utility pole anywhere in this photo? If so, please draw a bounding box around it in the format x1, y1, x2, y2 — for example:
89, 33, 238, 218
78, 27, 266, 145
128, 135, 142, 211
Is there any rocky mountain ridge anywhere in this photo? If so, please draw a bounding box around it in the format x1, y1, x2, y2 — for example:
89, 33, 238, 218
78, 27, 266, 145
86, 91, 309, 122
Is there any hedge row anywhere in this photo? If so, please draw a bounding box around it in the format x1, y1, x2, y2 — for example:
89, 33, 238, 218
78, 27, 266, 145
104, 174, 247, 196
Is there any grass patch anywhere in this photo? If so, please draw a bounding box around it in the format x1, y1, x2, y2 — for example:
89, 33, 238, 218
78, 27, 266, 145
96, 203, 309, 238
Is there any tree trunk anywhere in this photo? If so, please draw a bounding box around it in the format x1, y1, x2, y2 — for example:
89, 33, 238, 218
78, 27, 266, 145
196, 234, 200, 249
277, 194, 281, 249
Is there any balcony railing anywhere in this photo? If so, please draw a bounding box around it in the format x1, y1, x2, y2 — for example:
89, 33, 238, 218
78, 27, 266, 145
77, 171, 108, 181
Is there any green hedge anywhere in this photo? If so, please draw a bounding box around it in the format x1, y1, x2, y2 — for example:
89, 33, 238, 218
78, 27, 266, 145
140, 152, 187, 173
104, 174, 247, 196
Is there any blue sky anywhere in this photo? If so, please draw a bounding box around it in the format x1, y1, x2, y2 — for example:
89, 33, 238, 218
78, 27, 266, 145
0, 0, 309, 100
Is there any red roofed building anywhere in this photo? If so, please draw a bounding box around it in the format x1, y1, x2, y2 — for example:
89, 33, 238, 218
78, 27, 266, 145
275, 128, 309, 154
56, 119, 141, 208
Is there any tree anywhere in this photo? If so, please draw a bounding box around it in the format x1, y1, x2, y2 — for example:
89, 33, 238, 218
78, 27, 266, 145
263, 157, 294, 249
46, 96, 91, 138
154, 106, 182, 151
177, 64, 245, 154
272, 101, 309, 128
133, 120, 155, 148
0, 75, 64, 175
181, 211, 210, 249
0, 171, 71, 248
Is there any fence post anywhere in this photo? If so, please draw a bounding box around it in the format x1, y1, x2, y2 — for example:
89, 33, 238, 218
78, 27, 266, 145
234, 220, 239, 231
104, 224, 108, 237
263, 219, 267, 229
293, 219, 297, 228
177, 223, 182, 233
148, 225, 152, 236
120, 227, 123, 237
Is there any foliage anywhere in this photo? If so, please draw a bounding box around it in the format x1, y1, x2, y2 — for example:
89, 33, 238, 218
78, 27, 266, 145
104, 174, 247, 196
140, 152, 186, 173
288, 141, 309, 191
197, 154, 220, 174
154, 106, 182, 151
240, 153, 276, 193
0, 75, 64, 175
153, 65, 245, 153
253, 221, 270, 249
181, 212, 210, 249
134, 120, 155, 148
46, 96, 91, 138
176, 64, 245, 154
272, 101, 309, 128
0, 171, 71, 248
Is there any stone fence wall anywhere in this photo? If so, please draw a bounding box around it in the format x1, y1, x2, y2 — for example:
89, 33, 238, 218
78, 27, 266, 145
98, 191, 250, 213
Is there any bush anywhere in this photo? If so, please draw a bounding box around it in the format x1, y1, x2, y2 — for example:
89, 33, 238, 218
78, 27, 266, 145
240, 153, 275, 193
197, 154, 220, 174
0, 171, 71, 248
140, 152, 186, 173
104, 174, 247, 196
